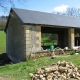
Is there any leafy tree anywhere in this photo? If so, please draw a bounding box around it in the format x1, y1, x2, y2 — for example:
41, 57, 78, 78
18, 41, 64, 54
41, 33, 58, 45
0, 15, 8, 30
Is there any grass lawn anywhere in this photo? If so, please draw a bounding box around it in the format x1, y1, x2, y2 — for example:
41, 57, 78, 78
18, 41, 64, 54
0, 31, 80, 79
0, 54, 80, 80
0, 31, 6, 53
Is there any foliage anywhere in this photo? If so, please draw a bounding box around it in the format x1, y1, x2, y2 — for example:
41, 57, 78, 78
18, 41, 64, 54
70, 50, 80, 55
1, 15, 8, 20
54, 7, 80, 17
0, 0, 27, 12
0, 54, 80, 80
41, 33, 58, 46
0, 15, 7, 30
42, 33, 57, 40
66, 7, 80, 17
0, 20, 6, 30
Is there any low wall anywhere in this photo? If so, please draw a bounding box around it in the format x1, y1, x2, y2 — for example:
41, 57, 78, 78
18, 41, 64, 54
29, 51, 54, 59
29, 50, 65, 59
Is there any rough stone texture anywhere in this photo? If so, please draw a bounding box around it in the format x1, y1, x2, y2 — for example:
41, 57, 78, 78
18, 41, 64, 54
6, 11, 41, 62
29, 48, 65, 59
29, 51, 54, 59
68, 28, 75, 49
24, 25, 41, 60
36, 25, 41, 48
30, 61, 80, 80
6, 11, 25, 63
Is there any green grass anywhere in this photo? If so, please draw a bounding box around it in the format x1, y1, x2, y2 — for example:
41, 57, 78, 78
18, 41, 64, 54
41, 33, 58, 46
0, 54, 80, 80
0, 31, 80, 79
0, 31, 6, 53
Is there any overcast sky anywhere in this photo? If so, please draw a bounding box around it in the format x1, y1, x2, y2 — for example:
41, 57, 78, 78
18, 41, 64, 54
0, 0, 80, 16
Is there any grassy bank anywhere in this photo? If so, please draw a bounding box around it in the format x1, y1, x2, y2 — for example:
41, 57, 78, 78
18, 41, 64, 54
0, 31, 6, 53
0, 54, 80, 80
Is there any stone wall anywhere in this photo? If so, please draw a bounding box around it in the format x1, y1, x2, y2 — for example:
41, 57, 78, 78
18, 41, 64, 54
6, 11, 25, 63
24, 25, 41, 60
29, 51, 53, 59
7, 13, 41, 62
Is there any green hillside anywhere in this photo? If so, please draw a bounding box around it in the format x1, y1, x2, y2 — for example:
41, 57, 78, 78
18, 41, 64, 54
41, 33, 58, 46
0, 20, 6, 30
0, 31, 6, 53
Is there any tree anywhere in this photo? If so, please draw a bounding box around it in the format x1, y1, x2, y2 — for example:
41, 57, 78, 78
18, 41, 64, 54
53, 7, 80, 17
0, 0, 27, 11
0, 20, 6, 30
66, 7, 80, 17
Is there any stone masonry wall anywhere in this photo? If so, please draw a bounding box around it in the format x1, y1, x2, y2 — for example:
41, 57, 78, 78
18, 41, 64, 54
6, 11, 25, 63
24, 25, 41, 60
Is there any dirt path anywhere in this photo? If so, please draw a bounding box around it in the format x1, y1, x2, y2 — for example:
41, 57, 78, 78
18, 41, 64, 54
0, 77, 15, 80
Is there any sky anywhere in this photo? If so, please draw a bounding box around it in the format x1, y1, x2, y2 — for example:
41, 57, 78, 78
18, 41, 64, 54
0, 0, 80, 16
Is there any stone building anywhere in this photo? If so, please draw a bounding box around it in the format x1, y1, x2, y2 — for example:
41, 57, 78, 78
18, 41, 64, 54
5, 8, 80, 63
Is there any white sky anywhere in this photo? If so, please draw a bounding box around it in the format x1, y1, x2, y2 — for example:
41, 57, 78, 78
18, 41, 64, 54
53, 4, 69, 13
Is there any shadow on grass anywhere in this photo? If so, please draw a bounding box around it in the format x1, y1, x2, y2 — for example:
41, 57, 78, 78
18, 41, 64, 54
0, 53, 11, 66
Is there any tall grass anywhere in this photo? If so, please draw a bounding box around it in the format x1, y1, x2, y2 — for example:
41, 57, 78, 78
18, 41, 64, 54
0, 31, 6, 53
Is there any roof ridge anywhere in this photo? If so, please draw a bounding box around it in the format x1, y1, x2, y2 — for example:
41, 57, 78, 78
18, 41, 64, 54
12, 8, 80, 19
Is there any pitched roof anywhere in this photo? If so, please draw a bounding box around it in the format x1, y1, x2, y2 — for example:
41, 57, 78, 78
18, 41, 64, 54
12, 8, 80, 28
7, 8, 80, 29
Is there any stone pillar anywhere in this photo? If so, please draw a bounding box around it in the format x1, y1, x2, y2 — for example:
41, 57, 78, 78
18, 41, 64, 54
24, 25, 32, 59
68, 28, 75, 49
36, 25, 41, 48
23, 25, 41, 60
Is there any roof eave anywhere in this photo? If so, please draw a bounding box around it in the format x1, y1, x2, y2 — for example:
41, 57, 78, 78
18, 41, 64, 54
24, 23, 79, 28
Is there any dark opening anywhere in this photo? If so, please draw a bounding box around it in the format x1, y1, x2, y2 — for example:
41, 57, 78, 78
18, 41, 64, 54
41, 26, 68, 50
